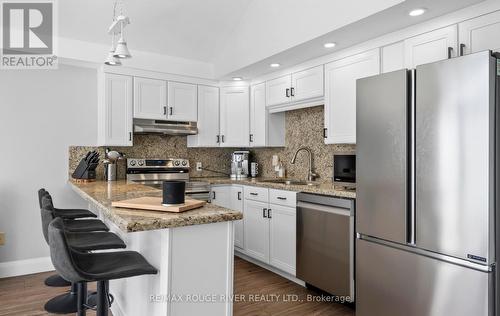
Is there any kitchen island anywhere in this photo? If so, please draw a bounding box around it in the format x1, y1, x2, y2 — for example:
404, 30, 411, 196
70, 180, 242, 316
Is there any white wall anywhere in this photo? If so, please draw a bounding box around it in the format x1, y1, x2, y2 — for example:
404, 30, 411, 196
0, 65, 97, 266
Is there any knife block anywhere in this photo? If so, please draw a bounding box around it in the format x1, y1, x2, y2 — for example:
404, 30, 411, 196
72, 155, 99, 180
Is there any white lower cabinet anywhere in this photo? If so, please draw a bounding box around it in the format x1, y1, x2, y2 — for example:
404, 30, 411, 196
210, 185, 297, 276
231, 186, 244, 249
269, 204, 296, 275
211, 185, 245, 249
244, 199, 270, 263
243, 186, 297, 275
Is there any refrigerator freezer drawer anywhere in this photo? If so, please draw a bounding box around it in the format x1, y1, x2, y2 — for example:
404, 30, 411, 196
356, 238, 494, 316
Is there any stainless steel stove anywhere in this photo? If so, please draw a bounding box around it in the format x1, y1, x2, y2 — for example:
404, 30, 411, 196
126, 158, 210, 201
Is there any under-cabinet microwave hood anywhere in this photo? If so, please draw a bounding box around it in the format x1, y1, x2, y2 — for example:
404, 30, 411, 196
133, 119, 197, 135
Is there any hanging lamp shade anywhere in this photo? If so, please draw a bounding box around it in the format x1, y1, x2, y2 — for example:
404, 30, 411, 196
104, 47, 121, 66
113, 36, 131, 58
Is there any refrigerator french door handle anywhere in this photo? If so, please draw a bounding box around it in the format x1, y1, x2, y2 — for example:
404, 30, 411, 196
408, 69, 416, 246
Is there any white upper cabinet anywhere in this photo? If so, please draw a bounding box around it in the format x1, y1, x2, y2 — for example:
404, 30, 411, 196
220, 86, 250, 147
290, 65, 324, 102
250, 83, 285, 148
167, 82, 197, 122
266, 75, 291, 107
99, 73, 133, 146
133, 77, 167, 120
324, 48, 380, 144
266, 65, 324, 109
250, 82, 267, 147
382, 41, 405, 73
187, 85, 219, 147
459, 11, 500, 55
404, 25, 458, 68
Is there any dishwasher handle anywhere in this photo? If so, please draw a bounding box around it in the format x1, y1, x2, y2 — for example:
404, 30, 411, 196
297, 201, 353, 217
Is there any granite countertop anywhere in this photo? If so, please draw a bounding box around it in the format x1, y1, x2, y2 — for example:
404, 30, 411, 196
192, 177, 356, 199
69, 180, 243, 233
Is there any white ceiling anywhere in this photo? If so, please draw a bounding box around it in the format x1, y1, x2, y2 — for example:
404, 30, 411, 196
59, 0, 253, 63
59, 0, 486, 79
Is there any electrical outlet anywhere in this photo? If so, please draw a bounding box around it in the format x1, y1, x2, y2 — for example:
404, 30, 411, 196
196, 162, 202, 171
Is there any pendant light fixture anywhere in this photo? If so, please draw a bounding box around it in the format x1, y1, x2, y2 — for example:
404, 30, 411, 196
104, 34, 122, 66
113, 19, 132, 59
104, 0, 131, 65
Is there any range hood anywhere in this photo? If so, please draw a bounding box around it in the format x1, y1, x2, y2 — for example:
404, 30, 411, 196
133, 119, 197, 135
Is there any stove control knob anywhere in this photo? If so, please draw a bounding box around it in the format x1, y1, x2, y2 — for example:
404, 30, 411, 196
138, 160, 144, 166
129, 160, 136, 166
182, 160, 187, 166
174, 160, 180, 166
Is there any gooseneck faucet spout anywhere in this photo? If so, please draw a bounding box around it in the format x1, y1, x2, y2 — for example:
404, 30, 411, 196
290, 147, 318, 182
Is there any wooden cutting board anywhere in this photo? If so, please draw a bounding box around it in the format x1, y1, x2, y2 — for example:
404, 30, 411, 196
112, 196, 206, 213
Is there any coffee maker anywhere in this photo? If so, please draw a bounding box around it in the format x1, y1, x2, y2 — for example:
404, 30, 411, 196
230, 151, 250, 179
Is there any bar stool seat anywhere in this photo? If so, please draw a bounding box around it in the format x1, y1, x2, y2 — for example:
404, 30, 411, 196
63, 219, 109, 233
39, 189, 97, 220
73, 251, 157, 280
66, 231, 125, 252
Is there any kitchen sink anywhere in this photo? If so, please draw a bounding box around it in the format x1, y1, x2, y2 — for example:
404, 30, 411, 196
258, 179, 319, 186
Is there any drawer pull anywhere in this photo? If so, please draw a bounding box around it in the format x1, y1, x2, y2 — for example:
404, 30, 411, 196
277, 197, 287, 200
250, 192, 258, 196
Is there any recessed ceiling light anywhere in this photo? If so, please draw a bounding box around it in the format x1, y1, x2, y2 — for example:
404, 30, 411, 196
324, 42, 336, 49
409, 8, 426, 17
232, 77, 242, 81
270, 63, 281, 68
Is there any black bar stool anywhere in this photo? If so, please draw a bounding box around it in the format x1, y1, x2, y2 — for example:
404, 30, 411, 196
39, 189, 98, 220
38, 189, 98, 287
49, 217, 158, 316
40, 196, 125, 314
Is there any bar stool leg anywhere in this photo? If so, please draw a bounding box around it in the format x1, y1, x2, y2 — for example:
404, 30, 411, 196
44, 282, 79, 314
96, 280, 109, 316
77, 282, 87, 316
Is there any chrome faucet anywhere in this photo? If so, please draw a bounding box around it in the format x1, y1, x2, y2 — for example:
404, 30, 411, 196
290, 147, 318, 182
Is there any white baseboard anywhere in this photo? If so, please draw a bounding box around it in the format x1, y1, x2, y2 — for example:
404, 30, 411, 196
0, 256, 54, 278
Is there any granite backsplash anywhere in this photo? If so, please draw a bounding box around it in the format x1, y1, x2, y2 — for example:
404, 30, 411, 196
69, 106, 355, 182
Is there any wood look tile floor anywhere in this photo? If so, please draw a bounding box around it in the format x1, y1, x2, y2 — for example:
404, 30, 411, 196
0, 257, 354, 316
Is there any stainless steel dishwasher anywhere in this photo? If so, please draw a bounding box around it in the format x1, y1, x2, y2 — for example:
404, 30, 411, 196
296, 193, 355, 301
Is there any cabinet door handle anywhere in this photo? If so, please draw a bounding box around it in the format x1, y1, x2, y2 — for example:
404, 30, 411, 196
290, 87, 295, 97
237, 192, 242, 200
169, 106, 173, 116
268, 209, 272, 218
249, 134, 253, 143
216, 135, 220, 143
263, 208, 267, 218
277, 197, 287, 200
212, 191, 216, 200
285, 88, 290, 98
163, 106, 167, 115
250, 192, 258, 196
129, 132, 132, 142
447, 47, 454, 59
459, 43, 466, 56
323, 128, 328, 139
221, 135, 225, 143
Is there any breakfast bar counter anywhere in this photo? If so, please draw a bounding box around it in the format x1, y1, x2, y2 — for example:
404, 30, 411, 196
69, 180, 241, 316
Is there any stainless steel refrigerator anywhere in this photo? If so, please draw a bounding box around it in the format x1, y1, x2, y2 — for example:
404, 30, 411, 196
356, 50, 499, 316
